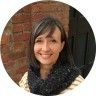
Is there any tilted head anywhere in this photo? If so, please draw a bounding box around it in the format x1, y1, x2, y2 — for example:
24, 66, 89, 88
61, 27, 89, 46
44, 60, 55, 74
29, 17, 74, 69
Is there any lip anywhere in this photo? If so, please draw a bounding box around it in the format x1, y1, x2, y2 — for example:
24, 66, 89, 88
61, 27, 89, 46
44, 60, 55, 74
39, 53, 52, 59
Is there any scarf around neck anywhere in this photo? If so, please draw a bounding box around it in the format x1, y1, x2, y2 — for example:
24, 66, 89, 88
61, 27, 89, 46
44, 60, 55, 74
28, 62, 80, 96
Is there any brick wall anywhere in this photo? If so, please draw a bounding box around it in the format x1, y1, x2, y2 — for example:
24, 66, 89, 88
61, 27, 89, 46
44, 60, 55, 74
1, 1, 70, 84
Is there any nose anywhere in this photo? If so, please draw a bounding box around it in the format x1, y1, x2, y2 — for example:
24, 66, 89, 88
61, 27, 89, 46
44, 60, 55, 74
42, 41, 50, 52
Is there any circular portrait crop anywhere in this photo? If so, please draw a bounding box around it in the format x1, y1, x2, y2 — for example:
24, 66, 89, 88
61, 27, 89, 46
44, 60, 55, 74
0, 0, 95, 96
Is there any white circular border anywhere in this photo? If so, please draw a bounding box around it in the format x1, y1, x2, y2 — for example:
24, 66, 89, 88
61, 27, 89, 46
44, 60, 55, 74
0, 0, 96, 96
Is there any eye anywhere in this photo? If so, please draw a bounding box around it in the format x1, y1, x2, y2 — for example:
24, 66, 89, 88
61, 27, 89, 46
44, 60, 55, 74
52, 40, 56, 42
35, 39, 42, 43
50, 39, 57, 43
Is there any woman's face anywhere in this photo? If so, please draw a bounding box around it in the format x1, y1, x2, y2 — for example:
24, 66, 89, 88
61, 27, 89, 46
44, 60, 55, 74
34, 27, 64, 66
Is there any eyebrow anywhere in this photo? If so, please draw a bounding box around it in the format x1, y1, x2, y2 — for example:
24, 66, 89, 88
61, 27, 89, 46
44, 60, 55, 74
36, 35, 54, 40
36, 34, 53, 39
46, 34, 53, 38
35, 37, 42, 40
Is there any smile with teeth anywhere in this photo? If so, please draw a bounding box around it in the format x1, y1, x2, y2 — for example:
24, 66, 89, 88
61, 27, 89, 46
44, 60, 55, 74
40, 53, 52, 59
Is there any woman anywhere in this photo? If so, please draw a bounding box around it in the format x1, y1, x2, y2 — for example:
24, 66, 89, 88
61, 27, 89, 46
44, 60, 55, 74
19, 17, 84, 95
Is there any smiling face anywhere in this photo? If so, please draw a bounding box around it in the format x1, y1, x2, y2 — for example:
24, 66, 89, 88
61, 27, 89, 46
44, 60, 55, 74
34, 27, 64, 66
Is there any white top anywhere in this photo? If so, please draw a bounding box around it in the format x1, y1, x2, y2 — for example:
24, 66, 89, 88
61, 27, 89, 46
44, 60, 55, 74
19, 72, 84, 95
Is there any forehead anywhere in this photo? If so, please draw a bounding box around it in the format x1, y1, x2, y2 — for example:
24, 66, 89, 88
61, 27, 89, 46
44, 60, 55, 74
36, 27, 61, 39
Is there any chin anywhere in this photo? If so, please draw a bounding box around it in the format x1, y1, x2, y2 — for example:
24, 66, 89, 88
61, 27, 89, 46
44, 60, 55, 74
41, 62, 51, 65
40, 61, 52, 65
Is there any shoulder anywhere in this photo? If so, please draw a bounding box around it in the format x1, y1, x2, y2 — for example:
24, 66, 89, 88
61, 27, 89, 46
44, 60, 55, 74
60, 75, 84, 94
19, 72, 30, 92
67, 75, 84, 89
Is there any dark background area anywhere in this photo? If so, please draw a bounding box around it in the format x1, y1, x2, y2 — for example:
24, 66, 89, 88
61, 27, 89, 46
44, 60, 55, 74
69, 7, 95, 78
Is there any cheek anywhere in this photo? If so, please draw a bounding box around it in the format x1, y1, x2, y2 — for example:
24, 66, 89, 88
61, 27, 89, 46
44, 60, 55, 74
52, 45, 62, 54
34, 45, 41, 53
51, 46, 61, 62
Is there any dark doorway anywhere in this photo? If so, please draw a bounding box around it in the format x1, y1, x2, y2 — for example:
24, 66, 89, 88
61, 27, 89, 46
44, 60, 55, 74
69, 7, 95, 78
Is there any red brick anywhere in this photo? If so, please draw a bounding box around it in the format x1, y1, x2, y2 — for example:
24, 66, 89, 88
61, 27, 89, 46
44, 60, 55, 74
16, 65, 27, 74
13, 33, 30, 42
8, 69, 18, 81
13, 73, 22, 83
1, 35, 9, 44
16, 9, 23, 14
31, 2, 56, 13
12, 14, 31, 24
10, 51, 26, 60
13, 23, 23, 32
22, 33, 30, 41
49, 12, 69, 21
3, 61, 15, 70
23, 41, 29, 48
12, 76, 18, 83
13, 22, 31, 33
23, 4, 31, 13
22, 14, 31, 22
13, 33, 23, 42
31, 13, 45, 22
12, 13, 23, 23
1, 51, 26, 64
31, 1, 68, 13
7, 70, 16, 78
13, 42, 25, 53
23, 22, 31, 31
1, 54, 11, 63
17, 57, 28, 66
1, 44, 10, 54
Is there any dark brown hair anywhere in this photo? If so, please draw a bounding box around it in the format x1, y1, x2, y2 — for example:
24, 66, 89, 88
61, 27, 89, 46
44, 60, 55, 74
29, 17, 74, 69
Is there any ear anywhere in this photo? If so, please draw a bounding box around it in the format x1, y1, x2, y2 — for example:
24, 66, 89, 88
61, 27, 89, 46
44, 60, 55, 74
60, 41, 65, 52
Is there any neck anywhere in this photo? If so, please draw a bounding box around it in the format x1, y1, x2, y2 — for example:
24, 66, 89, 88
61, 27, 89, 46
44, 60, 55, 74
40, 64, 53, 80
